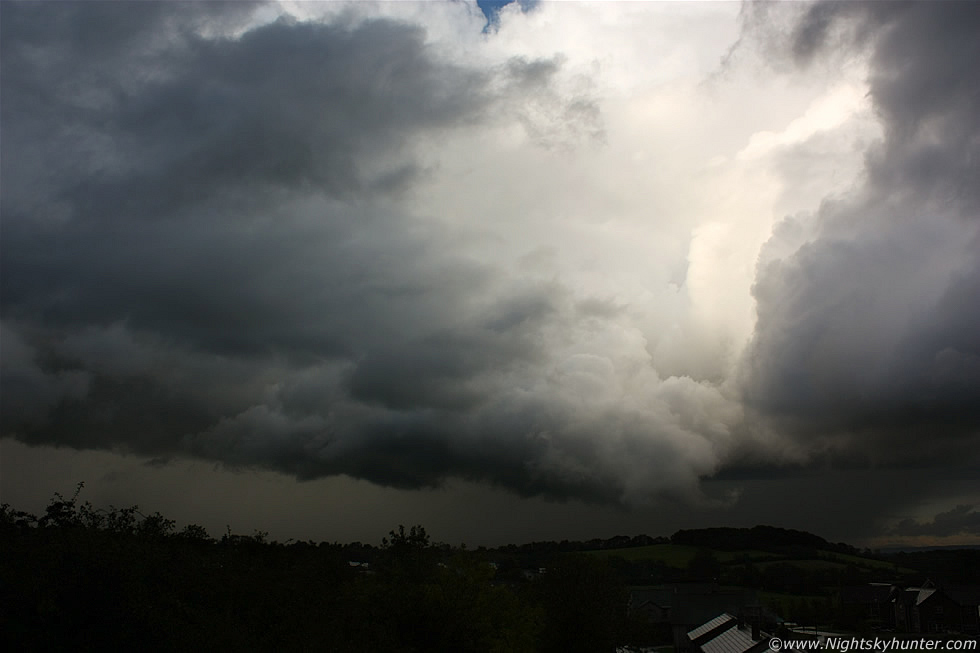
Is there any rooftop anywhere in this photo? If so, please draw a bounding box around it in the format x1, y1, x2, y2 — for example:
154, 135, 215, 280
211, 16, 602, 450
701, 625, 767, 653
688, 613, 737, 640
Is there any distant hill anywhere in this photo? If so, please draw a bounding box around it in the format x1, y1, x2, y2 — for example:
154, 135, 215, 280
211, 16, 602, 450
670, 525, 848, 554
877, 544, 980, 553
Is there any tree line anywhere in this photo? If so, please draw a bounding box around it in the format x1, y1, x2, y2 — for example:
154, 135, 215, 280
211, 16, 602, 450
1, 485, 633, 652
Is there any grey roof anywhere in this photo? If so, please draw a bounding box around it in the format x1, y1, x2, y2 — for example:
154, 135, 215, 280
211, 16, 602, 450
915, 588, 936, 606
894, 588, 918, 606
688, 613, 736, 640
701, 626, 766, 653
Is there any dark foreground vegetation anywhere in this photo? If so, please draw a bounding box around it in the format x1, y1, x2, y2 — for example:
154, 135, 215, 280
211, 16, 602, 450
3, 485, 978, 650
1, 485, 627, 652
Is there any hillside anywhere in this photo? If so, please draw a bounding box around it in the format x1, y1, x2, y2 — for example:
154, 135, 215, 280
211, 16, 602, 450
3, 492, 978, 650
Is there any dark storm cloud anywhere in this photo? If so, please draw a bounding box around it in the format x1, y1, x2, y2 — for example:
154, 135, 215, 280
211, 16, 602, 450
892, 505, 980, 538
1, 1, 496, 357
346, 290, 555, 411
741, 1, 980, 464
15, 0, 977, 515
2, 1, 638, 502
1, 2, 485, 211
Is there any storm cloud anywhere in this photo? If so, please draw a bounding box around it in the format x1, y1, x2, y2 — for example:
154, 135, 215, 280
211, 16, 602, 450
1, 0, 729, 504
740, 0, 980, 467
892, 505, 980, 539
2, 0, 978, 531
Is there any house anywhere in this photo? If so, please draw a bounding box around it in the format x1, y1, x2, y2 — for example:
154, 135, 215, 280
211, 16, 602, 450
629, 587, 675, 623
893, 581, 967, 633
687, 613, 738, 648
838, 583, 897, 629
944, 585, 980, 635
686, 612, 770, 653
628, 585, 763, 652
347, 560, 371, 571
686, 610, 824, 653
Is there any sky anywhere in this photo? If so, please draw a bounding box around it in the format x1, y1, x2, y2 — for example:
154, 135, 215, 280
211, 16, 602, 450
2, 0, 979, 549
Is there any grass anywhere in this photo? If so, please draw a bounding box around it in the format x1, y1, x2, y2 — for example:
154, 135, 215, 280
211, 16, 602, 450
754, 559, 848, 571
759, 590, 829, 603
817, 551, 916, 574
589, 543, 917, 576
587, 544, 779, 568
587, 543, 703, 567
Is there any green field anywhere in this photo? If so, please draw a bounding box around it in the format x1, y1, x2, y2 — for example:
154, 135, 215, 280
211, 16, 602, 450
817, 551, 915, 573
586, 543, 702, 567
586, 544, 776, 567
759, 590, 828, 604
754, 558, 848, 571
759, 591, 833, 614
586, 543, 919, 578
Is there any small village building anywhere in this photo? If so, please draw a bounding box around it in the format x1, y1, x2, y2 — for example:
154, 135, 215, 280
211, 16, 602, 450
686, 612, 771, 653
894, 582, 971, 634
